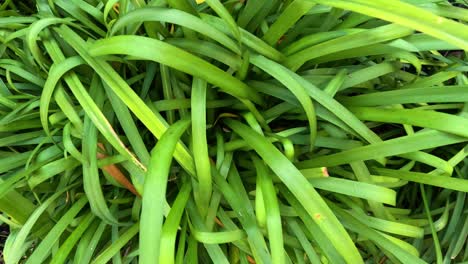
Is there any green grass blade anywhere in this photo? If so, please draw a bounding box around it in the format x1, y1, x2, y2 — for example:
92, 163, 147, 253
110, 7, 241, 54
298, 130, 466, 168
225, 119, 363, 264
159, 182, 192, 264
285, 23, 413, 70
87, 35, 262, 104
50, 212, 95, 264
140, 119, 191, 264
4, 186, 74, 264
310, 0, 468, 50
250, 54, 317, 149
252, 155, 285, 264
56, 25, 195, 176
374, 168, 468, 192
191, 77, 212, 216
262, 0, 316, 46
26, 196, 88, 264
349, 106, 468, 138
92, 223, 140, 264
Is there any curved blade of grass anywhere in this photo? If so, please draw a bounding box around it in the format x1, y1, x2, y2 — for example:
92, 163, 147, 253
103, 0, 119, 25
249, 83, 365, 144
82, 104, 120, 224
262, 0, 316, 46
215, 208, 253, 255
331, 205, 426, 264
159, 182, 192, 264
225, 119, 363, 264
0, 131, 45, 148
140, 119, 191, 264
339, 85, 468, 106
92, 223, 139, 264
200, 14, 286, 62
349, 106, 468, 138
53, 86, 83, 132
212, 166, 271, 264
252, 155, 285, 264
154, 98, 237, 112
282, 29, 362, 56
62, 122, 83, 162
192, 229, 246, 244
348, 210, 423, 238
285, 23, 413, 70
298, 130, 466, 168
442, 191, 466, 244
349, 161, 393, 219
186, 199, 231, 264
250, 54, 317, 149
255, 171, 267, 229
0, 63, 45, 87
50, 212, 95, 264
236, 0, 267, 29
85, 32, 267, 133
205, 152, 233, 231
373, 168, 468, 192
249, 1, 281, 33
27, 17, 74, 70
403, 71, 459, 89
166, 0, 198, 15
70, 0, 104, 24
87, 35, 261, 104
74, 219, 107, 264
279, 186, 346, 264
313, 36, 459, 64
56, 25, 195, 176
286, 219, 321, 264
191, 77, 212, 216
110, 7, 241, 55
28, 156, 80, 188
4, 185, 75, 264
103, 81, 150, 165
165, 38, 241, 69
449, 214, 468, 260
338, 62, 400, 90
42, 38, 146, 171
266, 59, 382, 145
160, 65, 176, 125
323, 69, 347, 97
3, 230, 33, 264
54, 0, 105, 36
174, 221, 188, 264
26, 196, 88, 264
309, 177, 396, 205
204, 0, 240, 40
421, 3, 468, 22
420, 185, 443, 264
310, 0, 468, 50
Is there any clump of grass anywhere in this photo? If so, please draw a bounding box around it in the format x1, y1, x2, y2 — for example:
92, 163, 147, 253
0, 0, 468, 263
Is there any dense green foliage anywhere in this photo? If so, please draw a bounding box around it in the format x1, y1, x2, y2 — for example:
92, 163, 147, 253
0, 0, 468, 263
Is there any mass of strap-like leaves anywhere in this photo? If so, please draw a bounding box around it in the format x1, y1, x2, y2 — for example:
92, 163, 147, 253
0, 0, 468, 263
